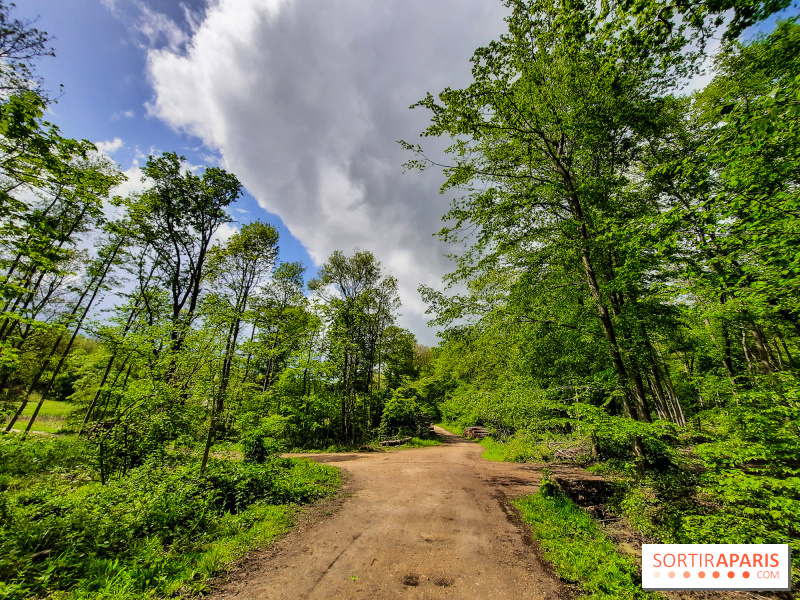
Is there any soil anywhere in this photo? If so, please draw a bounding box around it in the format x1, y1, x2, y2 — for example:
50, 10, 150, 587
208, 428, 795, 600
207, 426, 569, 600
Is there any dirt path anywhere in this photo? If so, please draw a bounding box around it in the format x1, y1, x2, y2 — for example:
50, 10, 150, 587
209, 427, 567, 599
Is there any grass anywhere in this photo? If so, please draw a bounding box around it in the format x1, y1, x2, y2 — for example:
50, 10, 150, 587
4, 398, 77, 434
52, 503, 293, 600
515, 486, 661, 600
397, 437, 441, 448
435, 421, 461, 435
479, 435, 554, 463
480, 436, 511, 461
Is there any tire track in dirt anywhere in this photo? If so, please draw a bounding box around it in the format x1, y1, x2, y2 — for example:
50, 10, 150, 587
210, 427, 569, 599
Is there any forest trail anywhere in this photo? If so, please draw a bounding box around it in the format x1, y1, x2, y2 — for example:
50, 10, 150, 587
209, 427, 568, 599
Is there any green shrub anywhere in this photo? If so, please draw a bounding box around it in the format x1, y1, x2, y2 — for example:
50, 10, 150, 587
0, 455, 339, 599
380, 393, 420, 437
241, 431, 283, 464
516, 491, 660, 600
0, 434, 91, 477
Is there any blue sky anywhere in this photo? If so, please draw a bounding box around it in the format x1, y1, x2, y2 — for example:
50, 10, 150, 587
23, 0, 315, 278
14, 0, 799, 345
17, 0, 514, 345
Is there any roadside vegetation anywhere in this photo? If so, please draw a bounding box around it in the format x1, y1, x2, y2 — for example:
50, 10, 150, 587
516, 474, 660, 600
0, 433, 339, 599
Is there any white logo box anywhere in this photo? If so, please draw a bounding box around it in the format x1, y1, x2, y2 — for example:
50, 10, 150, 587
642, 544, 792, 591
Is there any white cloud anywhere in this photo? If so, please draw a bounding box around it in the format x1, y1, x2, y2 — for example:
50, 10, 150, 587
212, 221, 239, 245
95, 137, 124, 155
137, 5, 190, 52
144, 0, 510, 344
112, 163, 146, 200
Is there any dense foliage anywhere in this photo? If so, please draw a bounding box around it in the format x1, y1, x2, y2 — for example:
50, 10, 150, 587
0, 435, 338, 599
406, 0, 800, 584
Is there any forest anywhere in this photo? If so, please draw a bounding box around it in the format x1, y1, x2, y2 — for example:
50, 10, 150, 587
1, 0, 799, 597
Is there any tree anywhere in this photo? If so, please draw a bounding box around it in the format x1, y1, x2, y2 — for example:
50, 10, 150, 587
130, 152, 242, 362
406, 0, 682, 424
636, 19, 800, 384
250, 261, 309, 393
380, 326, 417, 390
6, 231, 128, 433
200, 221, 279, 472
0, 93, 123, 410
309, 249, 400, 442
0, 1, 54, 95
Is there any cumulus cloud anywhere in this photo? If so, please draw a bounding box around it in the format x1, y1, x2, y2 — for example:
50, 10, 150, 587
95, 137, 124, 155
143, 0, 510, 344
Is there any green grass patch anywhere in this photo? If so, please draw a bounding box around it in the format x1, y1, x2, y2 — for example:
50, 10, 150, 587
479, 434, 555, 463
435, 421, 461, 435
515, 488, 661, 600
480, 436, 509, 461
4, 399, 77, 434
398, 437, 441, 448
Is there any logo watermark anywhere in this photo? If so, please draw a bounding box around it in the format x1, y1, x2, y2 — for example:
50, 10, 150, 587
642, 544, 792, 591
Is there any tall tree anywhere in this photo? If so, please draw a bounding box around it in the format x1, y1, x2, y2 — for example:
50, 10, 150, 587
406, 0, 679, 423
310, 249, 400, 442
200, 221, 279, 473
130, 152, 242, 363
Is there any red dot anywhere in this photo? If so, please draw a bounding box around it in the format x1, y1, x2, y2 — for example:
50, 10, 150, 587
712, 571, 720, 578
683, 571, 691, 578
728, 571, 735, 579
698, 571, 706, 579
743, 571, 750, 579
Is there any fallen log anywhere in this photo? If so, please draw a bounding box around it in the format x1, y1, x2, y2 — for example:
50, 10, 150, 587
379, 437, 412, 447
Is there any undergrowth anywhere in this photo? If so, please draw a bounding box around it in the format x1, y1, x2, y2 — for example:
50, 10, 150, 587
515, 482, 661, 600
0, 434, 340, 599
435, 421, 462, 435
480, 434, 556, 462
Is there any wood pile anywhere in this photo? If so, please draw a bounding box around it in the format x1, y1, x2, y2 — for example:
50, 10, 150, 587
463, 426, 489, 439
414, 414, 435, 437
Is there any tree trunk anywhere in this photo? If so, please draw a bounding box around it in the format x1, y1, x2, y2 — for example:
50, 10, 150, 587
24, 240, 123, 434
746, 320, 774, 374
